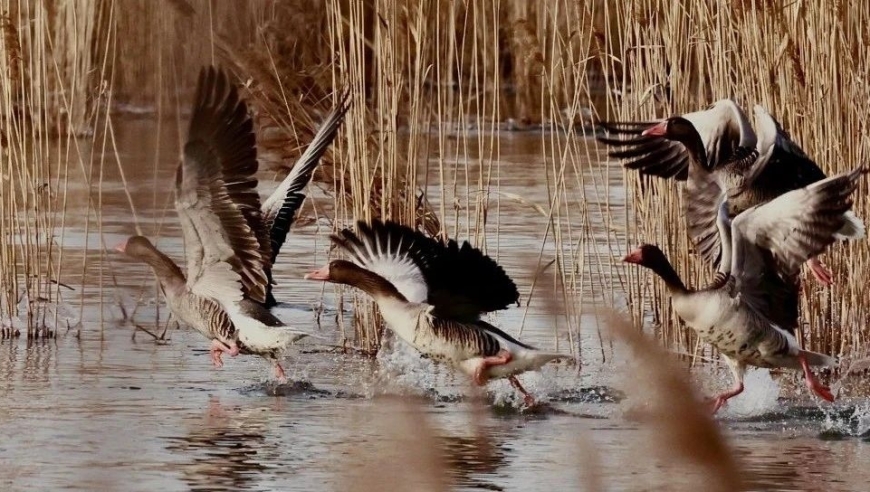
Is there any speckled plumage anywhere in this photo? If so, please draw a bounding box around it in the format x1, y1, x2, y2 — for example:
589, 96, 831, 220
315, 221, 567, 398
600, 101, 864, 273
625, 165, 865, 409
119, 67, 329, 376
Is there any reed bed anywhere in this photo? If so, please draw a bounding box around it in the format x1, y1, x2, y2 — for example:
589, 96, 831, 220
4, 0, 869, 375
607, 0, 870, 364
0, 0, 115, 338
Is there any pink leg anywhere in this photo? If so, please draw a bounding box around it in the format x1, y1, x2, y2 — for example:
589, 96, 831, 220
807, 257, 833, 286
473, 350, 512, 386
799, 351, 835, 402
209, 339, 239, 369
707, 382, 744, 414
508, 376, 536, 407
274, 361, 287, 383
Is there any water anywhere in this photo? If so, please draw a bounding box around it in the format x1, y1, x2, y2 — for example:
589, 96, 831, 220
1, 119, 868, 491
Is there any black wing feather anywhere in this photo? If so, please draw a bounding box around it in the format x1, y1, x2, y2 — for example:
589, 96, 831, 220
597, 123, 690, 181
334, 220, 520, 322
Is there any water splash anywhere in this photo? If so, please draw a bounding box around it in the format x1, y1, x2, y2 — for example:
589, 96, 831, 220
720, 368, 781, 418
819, 402, 870, 439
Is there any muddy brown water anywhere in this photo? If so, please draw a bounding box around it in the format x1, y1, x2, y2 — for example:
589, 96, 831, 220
1, 119, 868, 491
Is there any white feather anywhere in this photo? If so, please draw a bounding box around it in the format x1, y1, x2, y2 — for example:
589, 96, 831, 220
834, 210, 865, 240
347, 233, 429, 303
190, 262, 243, 306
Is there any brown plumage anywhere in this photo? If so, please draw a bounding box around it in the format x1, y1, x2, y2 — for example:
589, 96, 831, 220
118, 67, 321, 378
306, 223, 567, 406
181, 66, 270, 303
623, 165, 867, 412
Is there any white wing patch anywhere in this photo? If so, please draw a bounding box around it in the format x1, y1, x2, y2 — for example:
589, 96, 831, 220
190, 261, 244, 307
342, 229, 428, 303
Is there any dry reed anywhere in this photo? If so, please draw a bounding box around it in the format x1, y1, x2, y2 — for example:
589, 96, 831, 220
605, 0, 870, 370
604, 309, 741, 491
5, 0, 868, 381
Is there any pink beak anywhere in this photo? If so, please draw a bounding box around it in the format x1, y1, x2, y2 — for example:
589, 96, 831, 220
113, 239, 128, 254
622, 249, 644, 264
641, 121, 668, 137
304, 264, 330, 281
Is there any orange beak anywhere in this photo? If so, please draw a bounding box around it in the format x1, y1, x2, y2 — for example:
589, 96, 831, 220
113, 239, 128, 254
641, 121, 668, 137
622, 249, 644, 264
304, 264, 330, 281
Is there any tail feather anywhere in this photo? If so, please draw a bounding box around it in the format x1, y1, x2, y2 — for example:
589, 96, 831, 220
834, 210, 865, 240
801, 349, 837, 368
529, 351, 570, 367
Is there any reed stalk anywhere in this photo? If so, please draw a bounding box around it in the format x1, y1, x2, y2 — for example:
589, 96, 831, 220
8, 0, 868, 371
604, 0, 870, 364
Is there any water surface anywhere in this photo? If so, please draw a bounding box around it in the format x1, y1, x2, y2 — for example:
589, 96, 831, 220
1, 120, 868, 491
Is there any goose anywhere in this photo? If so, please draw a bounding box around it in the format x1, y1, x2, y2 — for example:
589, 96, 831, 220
117, 67, 329, 380
599, 100, 863, 285
303, 220, 568, 406
622, 146, 866, 412
597, 99, 757, 181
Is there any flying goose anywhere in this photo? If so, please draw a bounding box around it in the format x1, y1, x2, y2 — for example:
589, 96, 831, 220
599, 100, 863, 285
623, 147, 866, 412
597, 99, 757, 181
304, 220, 567, 406
117, 67, 328, 380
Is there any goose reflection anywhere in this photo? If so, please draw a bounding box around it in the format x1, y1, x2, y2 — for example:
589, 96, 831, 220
166, 397, 283, 491
439, 431, 510, 491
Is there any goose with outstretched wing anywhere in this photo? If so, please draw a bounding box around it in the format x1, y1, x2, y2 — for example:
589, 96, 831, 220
304, 220, 568, 406
623, 125, 865, 412
599, 100, 863, 285
117, 67, 327, 380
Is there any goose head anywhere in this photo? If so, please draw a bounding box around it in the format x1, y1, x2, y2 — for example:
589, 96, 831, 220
623, 244, 686, 292
305, 260, 405, 300
114, 235, 185, 288
642, 117, 709, 169
622, 244, 668, 268
304, 259, 362, 284
115, 235, 159, 260
642, 116, 700, 143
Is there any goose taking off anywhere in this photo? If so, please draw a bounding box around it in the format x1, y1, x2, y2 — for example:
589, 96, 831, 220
304, 220, 567, 406
599, 100, 864, 285
624, 157, 866, 412
117, 67, 331, 380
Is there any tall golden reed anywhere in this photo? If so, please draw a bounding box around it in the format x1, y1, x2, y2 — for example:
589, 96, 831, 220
8, 0, 869, 369
607, 0, 870, 364
0, 1, 112, 337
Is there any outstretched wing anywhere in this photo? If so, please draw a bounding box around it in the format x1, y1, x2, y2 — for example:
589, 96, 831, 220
597, 99, 756, 181
740, 105, 827, 196
330, 220, 432, 304
731, 167, 866, 331
685, 152, 727, 266
261, 89, 351, 264
176, 66, 270, 304
330, 220, 520, 322
597, 121, 690, 180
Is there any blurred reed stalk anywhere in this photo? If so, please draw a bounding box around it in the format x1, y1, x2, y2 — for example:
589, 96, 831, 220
11, 0, 868, 374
